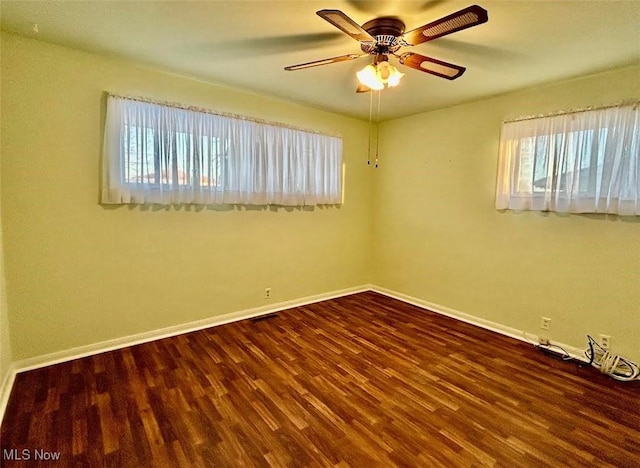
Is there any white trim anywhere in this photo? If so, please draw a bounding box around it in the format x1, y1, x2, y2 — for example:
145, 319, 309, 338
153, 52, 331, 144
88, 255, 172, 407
0, 364, 17, 426
370, 285, 589, 363
13, 285, 370, 373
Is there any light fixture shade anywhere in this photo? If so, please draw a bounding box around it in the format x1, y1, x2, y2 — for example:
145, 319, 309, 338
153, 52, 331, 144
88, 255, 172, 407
377, 61, 392, 81
357, 65, 384, 90
387, 68, 404, 87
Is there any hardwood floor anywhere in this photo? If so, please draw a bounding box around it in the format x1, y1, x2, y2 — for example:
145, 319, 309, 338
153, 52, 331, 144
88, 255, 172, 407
1, 291, 639, 467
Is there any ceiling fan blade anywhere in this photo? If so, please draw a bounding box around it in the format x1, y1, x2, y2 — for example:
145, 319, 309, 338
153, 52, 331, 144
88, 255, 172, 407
399, 52, 466, 80
356, 83, 371, 93
284, 53, 364, 71
402, 5, 488, 46
317, 9, 376, 42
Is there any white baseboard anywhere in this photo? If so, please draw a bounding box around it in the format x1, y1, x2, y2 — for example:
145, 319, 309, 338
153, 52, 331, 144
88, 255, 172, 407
370, 285, 589, 363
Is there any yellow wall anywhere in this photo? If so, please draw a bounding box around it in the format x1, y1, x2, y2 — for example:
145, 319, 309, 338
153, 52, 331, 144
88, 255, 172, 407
0, 33, 372, 360
374, 64, 640, 363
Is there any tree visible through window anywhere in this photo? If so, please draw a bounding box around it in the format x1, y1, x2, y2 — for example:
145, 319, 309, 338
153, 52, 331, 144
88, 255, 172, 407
123, 126, 227, 188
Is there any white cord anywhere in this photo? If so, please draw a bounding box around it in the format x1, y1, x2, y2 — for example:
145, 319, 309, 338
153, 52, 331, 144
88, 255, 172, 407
367, 91, 373, 165
374, 91, 381, 168
598, 351, 639, 381
586, 336, 640, 382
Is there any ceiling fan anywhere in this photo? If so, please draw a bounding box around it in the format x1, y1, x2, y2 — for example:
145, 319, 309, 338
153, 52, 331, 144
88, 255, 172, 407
284, 5, 488, 92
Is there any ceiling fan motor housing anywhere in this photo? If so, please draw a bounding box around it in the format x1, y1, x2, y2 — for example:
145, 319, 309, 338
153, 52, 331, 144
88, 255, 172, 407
360, 17, 405, 55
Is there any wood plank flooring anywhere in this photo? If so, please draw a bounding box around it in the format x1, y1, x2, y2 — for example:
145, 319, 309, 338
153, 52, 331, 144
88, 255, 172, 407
1, 291, 639, 467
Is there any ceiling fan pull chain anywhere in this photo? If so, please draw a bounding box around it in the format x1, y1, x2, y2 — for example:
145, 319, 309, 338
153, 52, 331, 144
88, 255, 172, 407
367, 90, 373, 165
375, 91, 381, 168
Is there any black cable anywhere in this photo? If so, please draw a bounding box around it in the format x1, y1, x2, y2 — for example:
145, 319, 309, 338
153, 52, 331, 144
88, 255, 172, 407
586, 335, 606, 366
535, 343, 573, 361
586, 335, 596, 365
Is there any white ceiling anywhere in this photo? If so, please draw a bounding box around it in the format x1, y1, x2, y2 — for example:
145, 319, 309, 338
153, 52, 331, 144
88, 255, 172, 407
1, 1, 639, 121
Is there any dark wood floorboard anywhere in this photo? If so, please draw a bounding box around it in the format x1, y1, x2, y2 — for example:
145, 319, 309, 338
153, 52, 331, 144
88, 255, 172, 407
1, 291, 639, 467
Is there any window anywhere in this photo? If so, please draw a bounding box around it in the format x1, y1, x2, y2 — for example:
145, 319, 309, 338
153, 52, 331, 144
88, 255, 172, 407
102, 95, 343, 206
123, 126, 225, 188
495, 102, 639, 215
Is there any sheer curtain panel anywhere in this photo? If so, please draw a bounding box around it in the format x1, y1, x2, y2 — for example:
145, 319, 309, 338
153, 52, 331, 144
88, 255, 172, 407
496, 102, 639, 215
102, 95, 343, 206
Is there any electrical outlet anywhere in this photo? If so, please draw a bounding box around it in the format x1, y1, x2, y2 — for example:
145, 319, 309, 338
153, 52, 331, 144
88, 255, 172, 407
264, 288, 271, 299
541, 317, 551, 331
600, 334, 611, 350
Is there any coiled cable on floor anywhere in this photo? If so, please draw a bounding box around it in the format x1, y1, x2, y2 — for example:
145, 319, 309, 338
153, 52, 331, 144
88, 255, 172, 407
585, 335, 640, 382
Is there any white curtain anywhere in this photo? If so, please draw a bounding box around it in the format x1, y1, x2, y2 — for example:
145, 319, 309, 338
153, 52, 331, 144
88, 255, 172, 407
102, 96, 343, 206
496, 102, 640, 215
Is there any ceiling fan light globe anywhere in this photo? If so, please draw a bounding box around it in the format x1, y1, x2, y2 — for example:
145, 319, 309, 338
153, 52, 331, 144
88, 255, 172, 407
357, 65, 383, 90
387, 69, 404, 87
368, 79, 385, 91
377, 62, 392, 81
